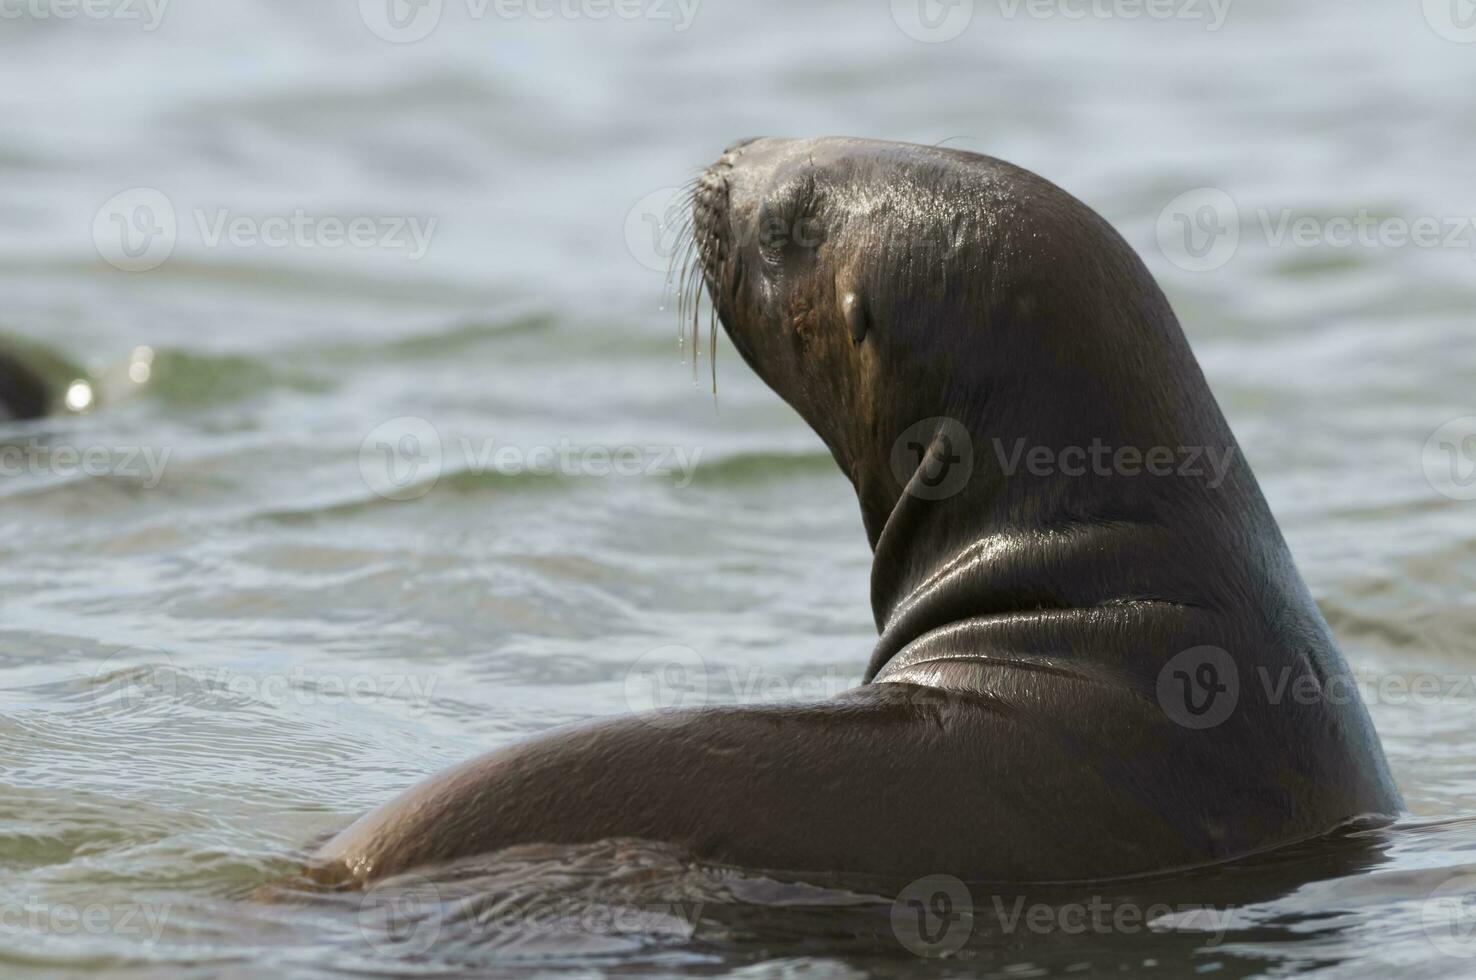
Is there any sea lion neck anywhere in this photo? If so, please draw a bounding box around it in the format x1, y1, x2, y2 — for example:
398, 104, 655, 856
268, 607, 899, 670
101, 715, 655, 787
855, 292, 1284, 684
687, 135, 1317, 684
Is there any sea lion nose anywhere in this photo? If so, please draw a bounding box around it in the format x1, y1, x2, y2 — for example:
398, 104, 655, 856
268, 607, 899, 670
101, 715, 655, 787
723, 136, 763, 154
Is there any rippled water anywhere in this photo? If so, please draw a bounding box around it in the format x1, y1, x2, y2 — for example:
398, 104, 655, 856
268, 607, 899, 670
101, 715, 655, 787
2, 1, 1475, 976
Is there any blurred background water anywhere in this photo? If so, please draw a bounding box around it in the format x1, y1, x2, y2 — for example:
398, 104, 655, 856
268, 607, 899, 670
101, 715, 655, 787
1, 0, 1475, 976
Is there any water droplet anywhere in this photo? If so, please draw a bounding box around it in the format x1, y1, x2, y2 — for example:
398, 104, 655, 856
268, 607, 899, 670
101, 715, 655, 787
65, 380, 95, 412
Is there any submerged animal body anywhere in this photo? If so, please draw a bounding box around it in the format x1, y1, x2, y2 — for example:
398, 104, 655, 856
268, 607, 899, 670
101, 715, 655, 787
0, 350, 49, 421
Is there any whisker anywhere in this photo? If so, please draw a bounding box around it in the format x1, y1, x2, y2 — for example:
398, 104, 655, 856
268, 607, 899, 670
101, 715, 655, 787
673, 167, 724, 401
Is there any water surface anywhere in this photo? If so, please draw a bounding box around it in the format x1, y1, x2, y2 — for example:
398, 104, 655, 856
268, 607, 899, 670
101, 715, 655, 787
2, 1, 1475, 976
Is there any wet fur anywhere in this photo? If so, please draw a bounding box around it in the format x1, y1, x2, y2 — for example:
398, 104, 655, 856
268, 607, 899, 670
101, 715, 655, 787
312, 138, 1401, 887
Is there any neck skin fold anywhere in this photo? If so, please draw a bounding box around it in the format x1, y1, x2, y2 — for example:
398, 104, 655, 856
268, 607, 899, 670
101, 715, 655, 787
851, 324, 1297, 685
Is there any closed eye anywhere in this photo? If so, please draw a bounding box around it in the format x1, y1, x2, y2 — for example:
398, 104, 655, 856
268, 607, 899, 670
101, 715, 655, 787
759, 173, 823, 268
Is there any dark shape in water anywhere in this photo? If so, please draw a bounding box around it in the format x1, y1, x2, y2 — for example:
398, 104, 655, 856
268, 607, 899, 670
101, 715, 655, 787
0, 349, 50, 421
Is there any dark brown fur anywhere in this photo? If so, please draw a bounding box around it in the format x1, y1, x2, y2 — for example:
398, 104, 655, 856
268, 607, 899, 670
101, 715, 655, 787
311, 138, 1400, 887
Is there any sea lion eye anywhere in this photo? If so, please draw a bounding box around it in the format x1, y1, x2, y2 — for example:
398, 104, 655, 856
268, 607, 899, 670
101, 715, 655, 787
756, 211, 789, 270
757, 174, 823, 270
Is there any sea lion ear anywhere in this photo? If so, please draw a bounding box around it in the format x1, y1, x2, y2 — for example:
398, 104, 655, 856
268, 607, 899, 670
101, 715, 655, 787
840, 290, 870, 345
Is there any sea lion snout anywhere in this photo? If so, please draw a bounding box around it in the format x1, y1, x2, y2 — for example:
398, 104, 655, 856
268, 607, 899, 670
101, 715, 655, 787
692, 137, 874, 434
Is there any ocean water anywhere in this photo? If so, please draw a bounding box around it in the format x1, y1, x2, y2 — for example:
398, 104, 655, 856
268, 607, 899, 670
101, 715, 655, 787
1, 0, 1475, 976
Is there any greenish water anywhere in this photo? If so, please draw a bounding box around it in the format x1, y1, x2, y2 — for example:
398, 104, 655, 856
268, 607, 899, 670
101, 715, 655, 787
2, 1, 1476, 976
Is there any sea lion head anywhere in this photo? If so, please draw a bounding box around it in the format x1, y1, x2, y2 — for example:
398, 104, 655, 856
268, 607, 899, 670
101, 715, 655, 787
691, 136, 1213, 546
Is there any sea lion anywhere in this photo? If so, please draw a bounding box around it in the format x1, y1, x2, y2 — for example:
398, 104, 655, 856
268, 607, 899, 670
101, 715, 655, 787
310, 137, 1401, 886
0, 349, 50, 421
